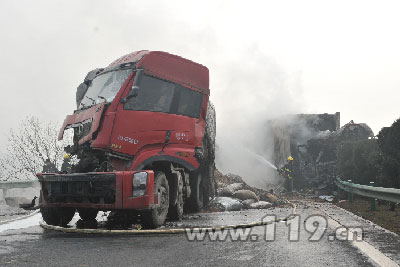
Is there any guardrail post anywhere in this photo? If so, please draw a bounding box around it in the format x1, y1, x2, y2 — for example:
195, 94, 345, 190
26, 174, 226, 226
347, 180, 353, 203
370, 182, 376, 211
0, 188, 7, 204
337, 186, 342, 199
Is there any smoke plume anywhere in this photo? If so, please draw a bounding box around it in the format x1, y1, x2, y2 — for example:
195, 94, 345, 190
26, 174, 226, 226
0, 1, 306, 188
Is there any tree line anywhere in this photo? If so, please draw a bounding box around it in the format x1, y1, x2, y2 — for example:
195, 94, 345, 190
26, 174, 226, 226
337, 118, 400, 188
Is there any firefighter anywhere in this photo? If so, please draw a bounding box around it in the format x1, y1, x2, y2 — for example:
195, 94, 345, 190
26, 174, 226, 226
61, 154, 72, 173
42, 159, 57, 173
278, 156, 294, 192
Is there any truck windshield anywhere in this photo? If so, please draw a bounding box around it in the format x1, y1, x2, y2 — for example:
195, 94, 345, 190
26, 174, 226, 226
79, 69, 132, 109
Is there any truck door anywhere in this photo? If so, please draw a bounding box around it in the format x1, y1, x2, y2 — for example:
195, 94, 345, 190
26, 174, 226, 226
109, 72, 206, 158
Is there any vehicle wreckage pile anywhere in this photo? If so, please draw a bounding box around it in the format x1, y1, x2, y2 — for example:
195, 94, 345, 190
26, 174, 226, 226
205, 170, 279, 211
268, 112, 374, 191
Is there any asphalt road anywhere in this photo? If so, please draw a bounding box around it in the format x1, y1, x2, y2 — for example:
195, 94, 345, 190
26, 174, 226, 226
0, 203, 394, 267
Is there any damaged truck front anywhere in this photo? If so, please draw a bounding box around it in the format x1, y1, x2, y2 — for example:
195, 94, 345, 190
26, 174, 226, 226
38, 50, 216, 228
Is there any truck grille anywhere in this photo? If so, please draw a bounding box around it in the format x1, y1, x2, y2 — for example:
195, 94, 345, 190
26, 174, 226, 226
40, 173, 116, 204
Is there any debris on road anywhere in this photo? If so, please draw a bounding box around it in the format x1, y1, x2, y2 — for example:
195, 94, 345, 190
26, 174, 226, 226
242, 199, 256, 209
318, 195, 334, 202
204, 197, 243, 211
218, 183, 243, 197
206, 169, 281, 211
232, 190, 259, 202
249, 201, 273, 209
267, 113, 374, 191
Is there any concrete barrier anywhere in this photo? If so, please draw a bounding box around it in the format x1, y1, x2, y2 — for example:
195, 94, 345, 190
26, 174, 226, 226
0, 181, 39, 189
0, 181, 40, 207
0, 189, 4, 205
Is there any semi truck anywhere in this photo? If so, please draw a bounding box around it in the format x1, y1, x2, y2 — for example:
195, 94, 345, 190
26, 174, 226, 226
37, 50, 216, 228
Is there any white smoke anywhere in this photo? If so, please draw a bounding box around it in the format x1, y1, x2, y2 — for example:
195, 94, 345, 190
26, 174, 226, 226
212, 48, 305, 188
0, 1, 306, 189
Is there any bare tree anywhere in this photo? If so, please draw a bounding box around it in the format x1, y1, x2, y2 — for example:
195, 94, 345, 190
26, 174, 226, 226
0, 116, 72, 181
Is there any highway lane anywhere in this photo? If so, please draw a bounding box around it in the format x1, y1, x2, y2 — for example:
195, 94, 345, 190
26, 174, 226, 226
0, 204, 386, 266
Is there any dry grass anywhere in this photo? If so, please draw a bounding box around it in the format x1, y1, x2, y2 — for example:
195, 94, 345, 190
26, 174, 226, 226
338, 197, 400, 235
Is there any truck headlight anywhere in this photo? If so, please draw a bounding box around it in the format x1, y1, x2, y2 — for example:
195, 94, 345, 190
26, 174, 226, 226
132, 172, 148, 197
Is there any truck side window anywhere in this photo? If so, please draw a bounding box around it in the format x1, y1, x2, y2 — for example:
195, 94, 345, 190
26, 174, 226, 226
124, 75, 175, 113
173, 85, 203, 118
124, 75, 203, 118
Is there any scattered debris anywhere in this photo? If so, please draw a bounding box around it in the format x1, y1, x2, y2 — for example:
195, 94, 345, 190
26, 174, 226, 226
267, 113, 374, 191
249, 201, 273, 209
259, 192, 279, 206
232, 190, 259, 202
218, 183, 243, 197
318, 195, 334, 202
212, 169, 281, 211
215, 171, 244, 185
242, 199, 256, 209
206, 197, 243, 212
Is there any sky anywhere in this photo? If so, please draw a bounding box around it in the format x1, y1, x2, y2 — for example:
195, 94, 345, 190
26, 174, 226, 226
0, 0, 399, 183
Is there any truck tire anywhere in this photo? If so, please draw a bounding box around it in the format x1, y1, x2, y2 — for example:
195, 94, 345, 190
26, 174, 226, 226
189, 172, 203, 212
142, 172, 169, 228
78, 208, 98, 221
168, 176, 184, 220
202, 162, 216, 206
41, 207, 76, 227
40, 207, 58, 226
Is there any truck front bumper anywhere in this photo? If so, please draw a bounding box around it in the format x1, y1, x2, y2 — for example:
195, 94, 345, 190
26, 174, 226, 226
37, 171, 156, 210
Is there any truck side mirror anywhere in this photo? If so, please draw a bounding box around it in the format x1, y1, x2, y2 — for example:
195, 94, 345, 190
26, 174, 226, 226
130, 86, 140, 98
121, 69, 144, 103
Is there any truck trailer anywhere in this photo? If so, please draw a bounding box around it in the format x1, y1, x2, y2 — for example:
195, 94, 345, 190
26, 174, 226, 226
38, 50, 216, 228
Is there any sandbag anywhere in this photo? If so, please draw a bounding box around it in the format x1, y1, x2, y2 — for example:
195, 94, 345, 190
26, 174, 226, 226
250, 201, 273, 209
242, 199, 256, 209
232, 190, 259, 202
206, 197, 243, 211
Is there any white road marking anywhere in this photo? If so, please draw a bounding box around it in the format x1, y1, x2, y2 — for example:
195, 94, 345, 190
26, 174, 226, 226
324, 211, 399, 267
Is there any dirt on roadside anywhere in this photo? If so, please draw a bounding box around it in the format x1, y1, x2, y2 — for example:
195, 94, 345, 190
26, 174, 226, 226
337, 197, 400, 236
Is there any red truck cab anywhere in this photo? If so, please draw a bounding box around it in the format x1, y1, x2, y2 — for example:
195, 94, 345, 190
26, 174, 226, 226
38, 51, 216, 228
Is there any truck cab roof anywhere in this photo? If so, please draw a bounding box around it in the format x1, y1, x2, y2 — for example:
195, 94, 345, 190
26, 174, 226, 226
109, 50, 210, 95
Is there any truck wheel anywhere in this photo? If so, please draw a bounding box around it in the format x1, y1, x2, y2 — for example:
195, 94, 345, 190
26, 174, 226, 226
57, 208, 76, 226
202, 163, 216, 206
169, 176, 184, 220
143, 172, 169, 228
78, 208, 98, 221
189, 172, 203, 212
41, 207, 75, 227
40, 207, 59, 226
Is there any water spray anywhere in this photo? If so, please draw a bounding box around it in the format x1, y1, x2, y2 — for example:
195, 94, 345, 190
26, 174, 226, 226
241, 146, 277, 170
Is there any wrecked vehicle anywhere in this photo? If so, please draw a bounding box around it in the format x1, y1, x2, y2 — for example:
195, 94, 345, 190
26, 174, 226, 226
268, 113, 374, 190
37, 50, 217, 228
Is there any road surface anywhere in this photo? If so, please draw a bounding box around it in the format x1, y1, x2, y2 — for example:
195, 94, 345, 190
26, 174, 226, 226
0, 201, 399, 266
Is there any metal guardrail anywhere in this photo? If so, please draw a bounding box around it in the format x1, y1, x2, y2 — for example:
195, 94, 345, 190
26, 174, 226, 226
0, 181, 39, 190
336, 177, 400, 204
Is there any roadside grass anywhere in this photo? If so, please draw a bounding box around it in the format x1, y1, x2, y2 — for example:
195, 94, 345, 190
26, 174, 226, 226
337, 197, 400, 236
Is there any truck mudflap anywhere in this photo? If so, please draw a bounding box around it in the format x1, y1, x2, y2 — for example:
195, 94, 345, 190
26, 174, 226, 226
37, 171, 156, 210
